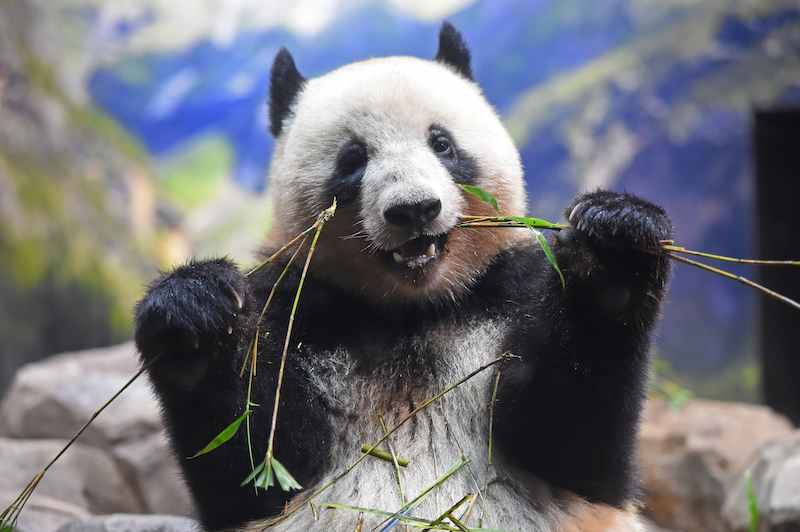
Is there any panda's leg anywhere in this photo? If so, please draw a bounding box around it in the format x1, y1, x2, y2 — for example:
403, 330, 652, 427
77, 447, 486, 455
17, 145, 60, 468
134, 258, 293, 530
495, 190, 672, 508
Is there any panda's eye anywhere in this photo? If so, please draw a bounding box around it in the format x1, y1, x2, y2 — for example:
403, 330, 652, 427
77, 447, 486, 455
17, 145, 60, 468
431, 135, 453, 156
432, 137, 451, 154
336, 140, 368, 176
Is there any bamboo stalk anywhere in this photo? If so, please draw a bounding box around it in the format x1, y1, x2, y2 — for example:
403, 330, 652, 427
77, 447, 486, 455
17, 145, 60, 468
660, 244, 800, 265
427, 494, 473, 529
359, 444, 409, 468
261, 201, 337, 486
650, 249, 800, 311
379, 415, 407, 508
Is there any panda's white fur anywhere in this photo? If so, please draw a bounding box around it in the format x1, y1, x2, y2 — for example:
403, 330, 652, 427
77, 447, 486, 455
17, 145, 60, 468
240, 319, 645, 532
135, 23, 672, 532
267, 55, 528, 304
238, 35, 645, 532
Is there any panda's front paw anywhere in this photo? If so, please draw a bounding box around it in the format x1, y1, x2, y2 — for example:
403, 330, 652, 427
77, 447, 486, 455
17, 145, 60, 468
135, 258, 252, 364
564, 190, 672, 249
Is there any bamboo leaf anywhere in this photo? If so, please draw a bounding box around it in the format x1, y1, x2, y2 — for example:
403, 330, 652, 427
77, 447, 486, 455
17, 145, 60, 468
529, 226, 565, 289
272, 457, 303, 491
189, 409, 252, 459
241, 461, 265, 487
746, 472, 759, 532
459, 185, 500, 216
457, 185, 563, 287
254, 459, 274, 489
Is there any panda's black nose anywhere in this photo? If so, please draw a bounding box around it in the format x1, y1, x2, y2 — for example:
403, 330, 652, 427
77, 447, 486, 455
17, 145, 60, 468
384, 198, 442, 230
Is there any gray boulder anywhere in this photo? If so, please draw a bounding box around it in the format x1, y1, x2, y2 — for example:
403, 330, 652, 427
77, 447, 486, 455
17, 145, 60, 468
639, 399, 794, 532
112, 432, 192, 517
722, 430, 800, 532
0, 343, 193, 529
0, 485, 90, 532
0, 438, 143, 518
0, 342, 159, 446
56, 514, 199, 532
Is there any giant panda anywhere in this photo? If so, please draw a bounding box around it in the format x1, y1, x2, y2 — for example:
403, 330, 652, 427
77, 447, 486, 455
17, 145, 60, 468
135, 22, 672, 532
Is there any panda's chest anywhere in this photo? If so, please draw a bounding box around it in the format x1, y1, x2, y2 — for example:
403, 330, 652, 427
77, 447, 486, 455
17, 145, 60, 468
296, 317, 510, 500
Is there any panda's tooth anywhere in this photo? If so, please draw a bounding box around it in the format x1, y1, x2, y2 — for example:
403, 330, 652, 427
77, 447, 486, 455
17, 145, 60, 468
393, 251, 404, 263
425, 243, 436, 256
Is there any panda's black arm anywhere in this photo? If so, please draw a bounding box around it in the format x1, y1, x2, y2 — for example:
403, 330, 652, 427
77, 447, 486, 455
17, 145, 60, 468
134, 258, 322, 530
492, 190, 672, 507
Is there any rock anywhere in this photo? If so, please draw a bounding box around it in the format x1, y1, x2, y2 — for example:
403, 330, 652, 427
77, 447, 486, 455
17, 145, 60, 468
0, 485, 90, 532
0, 342, 195, 519
722, 430, 800, 532
55, 514, 200, 532
638, 399, 794, 532
0, 342, 160, 447
0, 438, 143, 517
112, 432, 192, 517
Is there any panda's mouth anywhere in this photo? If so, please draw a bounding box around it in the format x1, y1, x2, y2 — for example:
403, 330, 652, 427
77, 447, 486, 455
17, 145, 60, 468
385, 233, 448, 269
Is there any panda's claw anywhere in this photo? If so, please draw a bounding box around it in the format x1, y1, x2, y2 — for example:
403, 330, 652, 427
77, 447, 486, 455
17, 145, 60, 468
569, 203, 582, 221
228, 286, 244, 310
565, 191, 672, 248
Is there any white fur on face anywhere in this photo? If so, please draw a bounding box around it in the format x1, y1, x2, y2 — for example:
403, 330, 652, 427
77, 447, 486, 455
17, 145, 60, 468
266, 56, 530, 304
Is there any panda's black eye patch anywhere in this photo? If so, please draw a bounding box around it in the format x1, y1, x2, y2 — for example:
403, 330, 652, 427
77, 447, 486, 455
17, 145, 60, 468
328, 139, 368, 205
428, 125, 478, 185
337, 140, 368, 176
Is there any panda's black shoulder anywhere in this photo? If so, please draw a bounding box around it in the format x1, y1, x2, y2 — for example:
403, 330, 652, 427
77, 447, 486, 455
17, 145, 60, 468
466, 238, 552, 316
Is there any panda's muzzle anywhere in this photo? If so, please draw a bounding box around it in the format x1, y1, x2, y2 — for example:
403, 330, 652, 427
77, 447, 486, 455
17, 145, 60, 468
381, 197, 449, 268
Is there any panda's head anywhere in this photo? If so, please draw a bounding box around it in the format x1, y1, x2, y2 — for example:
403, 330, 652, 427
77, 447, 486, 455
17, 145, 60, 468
265, 23, 528, 305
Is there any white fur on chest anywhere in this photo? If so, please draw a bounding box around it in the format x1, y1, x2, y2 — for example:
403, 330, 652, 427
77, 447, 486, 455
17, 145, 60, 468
244, 319, 559, 531
237, 318, 647, 532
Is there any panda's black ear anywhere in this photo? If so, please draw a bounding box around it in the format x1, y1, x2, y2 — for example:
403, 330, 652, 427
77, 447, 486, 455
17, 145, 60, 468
268, 48, 307, 137
435, 22, 474, 81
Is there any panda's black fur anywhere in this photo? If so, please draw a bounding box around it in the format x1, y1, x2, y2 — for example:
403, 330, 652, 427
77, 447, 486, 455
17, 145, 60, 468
135, 23, 672, 532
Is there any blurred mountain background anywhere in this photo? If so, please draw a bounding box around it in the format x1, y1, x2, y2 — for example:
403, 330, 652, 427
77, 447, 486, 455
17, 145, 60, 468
2, 0, 799, 400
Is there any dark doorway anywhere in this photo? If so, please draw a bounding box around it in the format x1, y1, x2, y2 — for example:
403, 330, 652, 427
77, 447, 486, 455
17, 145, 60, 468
754, 108, 800, 427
